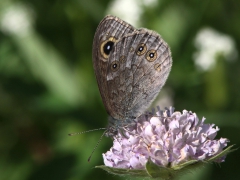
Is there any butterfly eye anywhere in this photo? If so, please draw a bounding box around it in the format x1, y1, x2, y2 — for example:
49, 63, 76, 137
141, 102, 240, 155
146, 50, 157, 62
136, 43, 147, 55
100, 37, 116, 59
111, 61, 120, 71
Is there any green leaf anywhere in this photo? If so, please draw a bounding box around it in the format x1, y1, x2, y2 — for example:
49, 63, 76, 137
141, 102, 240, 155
95, 165, 149, 177
145, 159, 176, 179
172, 159, 199, 170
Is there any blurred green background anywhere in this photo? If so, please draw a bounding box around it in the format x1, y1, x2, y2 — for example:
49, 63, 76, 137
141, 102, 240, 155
0, 0, 239, 180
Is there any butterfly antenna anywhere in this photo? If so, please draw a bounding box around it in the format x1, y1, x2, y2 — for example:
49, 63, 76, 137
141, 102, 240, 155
68, 128, 106, 136
88, 129, 108, 162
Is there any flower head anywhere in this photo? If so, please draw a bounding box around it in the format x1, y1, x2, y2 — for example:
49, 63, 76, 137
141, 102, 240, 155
102, 107, 230, 170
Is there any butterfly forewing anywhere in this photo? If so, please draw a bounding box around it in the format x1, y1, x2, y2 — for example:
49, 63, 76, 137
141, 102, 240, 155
92, 15, 135, 118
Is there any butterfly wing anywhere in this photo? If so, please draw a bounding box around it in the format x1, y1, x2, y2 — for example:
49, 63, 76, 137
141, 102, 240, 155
93, 15, 172, 122
92, 15, 135, 119
106, 28, 172, 120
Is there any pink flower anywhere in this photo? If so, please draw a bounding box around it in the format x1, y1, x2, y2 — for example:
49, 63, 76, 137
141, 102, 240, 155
103, 107, 229, 169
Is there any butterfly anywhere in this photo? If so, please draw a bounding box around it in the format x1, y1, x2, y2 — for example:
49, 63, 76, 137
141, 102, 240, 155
92, 15, 172, 136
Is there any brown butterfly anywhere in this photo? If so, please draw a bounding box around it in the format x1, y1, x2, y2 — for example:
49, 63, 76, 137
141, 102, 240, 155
92, 15, 172, 136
